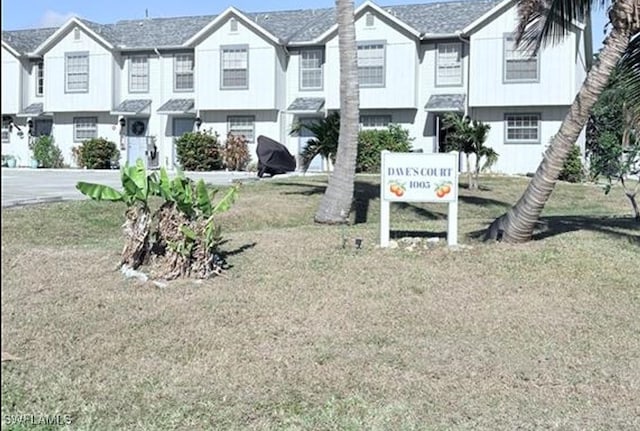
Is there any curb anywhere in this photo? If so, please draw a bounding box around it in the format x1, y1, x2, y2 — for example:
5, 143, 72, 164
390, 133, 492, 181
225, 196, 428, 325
2, 196, 66, 208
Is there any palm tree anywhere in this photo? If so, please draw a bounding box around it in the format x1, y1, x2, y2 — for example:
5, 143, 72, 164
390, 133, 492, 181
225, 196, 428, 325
290, 111, 340, 173
314, 0, 360, 224
486, 0, 640, 242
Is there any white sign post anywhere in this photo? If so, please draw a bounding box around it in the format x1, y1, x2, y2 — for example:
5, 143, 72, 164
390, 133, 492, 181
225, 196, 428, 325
380, 151, 459, 247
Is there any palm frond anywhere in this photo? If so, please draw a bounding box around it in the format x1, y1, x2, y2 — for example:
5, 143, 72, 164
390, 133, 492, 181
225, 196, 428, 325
516, 0, 607, 53
617, 34, 640, 112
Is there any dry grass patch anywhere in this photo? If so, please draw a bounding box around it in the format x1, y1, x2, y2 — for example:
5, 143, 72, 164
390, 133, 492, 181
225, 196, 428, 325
2, 175, 639, 430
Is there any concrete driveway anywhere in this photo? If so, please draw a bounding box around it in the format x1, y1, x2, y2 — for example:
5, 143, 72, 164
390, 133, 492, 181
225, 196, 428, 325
1, 168, 260, 208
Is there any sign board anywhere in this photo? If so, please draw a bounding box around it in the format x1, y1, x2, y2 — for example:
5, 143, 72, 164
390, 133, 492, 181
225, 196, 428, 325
380, 151, 459, 247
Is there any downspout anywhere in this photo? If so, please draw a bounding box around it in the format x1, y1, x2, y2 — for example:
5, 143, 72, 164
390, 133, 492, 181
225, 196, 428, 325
154, 47, 165, 168
456, 31, 471, 118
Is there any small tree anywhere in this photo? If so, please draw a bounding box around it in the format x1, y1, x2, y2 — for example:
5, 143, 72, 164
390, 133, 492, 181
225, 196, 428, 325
356, 124, 413, 173
290, 111, 340, 172
442, 113, 497, 190
77, 138, 119, 169
29, 135, 64, 168
176, 130, 223, 171
223, 132, 251, 171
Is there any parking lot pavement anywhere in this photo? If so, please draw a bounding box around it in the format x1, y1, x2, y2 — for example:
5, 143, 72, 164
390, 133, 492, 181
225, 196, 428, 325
1, 168, 261, 208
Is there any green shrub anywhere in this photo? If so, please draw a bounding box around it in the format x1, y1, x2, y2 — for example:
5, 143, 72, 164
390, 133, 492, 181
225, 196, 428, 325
29, 135, 64, 168
356, 124, 413, 172
559, 144, 585, 183
77, 138, 120, 169
176, 131, 223, 171
223, 132, 251, 171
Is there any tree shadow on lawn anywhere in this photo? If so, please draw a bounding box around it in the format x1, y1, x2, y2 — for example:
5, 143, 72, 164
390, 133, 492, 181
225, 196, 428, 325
218, 241, 257, 269
274, 181, 512, 225
469, 215, 639, 244
532, 215, 640, 243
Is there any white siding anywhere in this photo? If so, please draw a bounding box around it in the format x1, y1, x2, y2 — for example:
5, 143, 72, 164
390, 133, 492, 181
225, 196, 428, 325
1, 46, 21, 114
195, 17, 280, 110
472, 106, 585, 174
468, 5, 578, 107
325, 10, 418, 110
43, 27, 114, 112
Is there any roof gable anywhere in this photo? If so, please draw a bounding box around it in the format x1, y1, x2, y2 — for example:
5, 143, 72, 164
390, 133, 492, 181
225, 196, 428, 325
34, 17, 114, 55
184, 7, 281, 46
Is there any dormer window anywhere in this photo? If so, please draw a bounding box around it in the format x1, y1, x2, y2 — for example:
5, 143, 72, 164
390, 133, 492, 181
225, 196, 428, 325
365, 12, 374, 27
230, 18, 238, 32
74, 28, 81, 40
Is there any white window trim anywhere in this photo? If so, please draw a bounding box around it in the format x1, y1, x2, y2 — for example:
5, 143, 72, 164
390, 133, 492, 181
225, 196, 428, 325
504, 113, 541, 144
73, 116, 98, 142
174, 54, 194, 92
221, 45, 249, 90
357, 40, 386, 88
299, 48, 324, 91
129, 56, 149, 93
65, 51, 89, 93
503, 34, 540, 84
227, 115, 255, 144
436, 42, 463, 87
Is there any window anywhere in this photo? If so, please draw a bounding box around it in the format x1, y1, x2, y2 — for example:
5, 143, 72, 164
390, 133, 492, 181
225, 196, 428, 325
36, 61, 44, 96
360, 115, 391, 129
437, 43, 462, 86
65, 52, 89, 93
300, 49, 323, 90
73, 28, 81, 40
129, 56, 149, 92
504, 35, 539, 82
228, 116, 255, 143
174, 54, 194, 91
230, 18, 238, 32
1, 116, 11, 143
365, 12, 374, 26
221, 46, 248, 89
505, 113, 540, 143
74, 117, 97, 141
357, 42, 385, 87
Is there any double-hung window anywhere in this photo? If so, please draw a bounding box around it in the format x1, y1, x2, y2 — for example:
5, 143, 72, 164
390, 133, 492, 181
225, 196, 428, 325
504, 35, 539, 82
221, 46, 248, 89
74, 117, 97, 142
357, 41, 385, 87
360, 115, 391, 129
129, 56, 149, 92
174, 54, 194, 91
1, 116, 11, 143
505, 113, 540, 143
65, 52, 89, 92
228, 116, 255, 143
437, 43, 462, 86
36, 61, 44, 96
299, 49, 323, 90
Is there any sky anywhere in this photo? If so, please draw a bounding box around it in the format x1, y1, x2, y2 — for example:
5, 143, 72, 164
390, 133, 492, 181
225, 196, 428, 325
1, 0, 609, 50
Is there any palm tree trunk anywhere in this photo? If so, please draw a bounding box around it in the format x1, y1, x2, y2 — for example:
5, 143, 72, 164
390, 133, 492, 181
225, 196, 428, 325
487, 8, 637, 242
315, 0, 360, 224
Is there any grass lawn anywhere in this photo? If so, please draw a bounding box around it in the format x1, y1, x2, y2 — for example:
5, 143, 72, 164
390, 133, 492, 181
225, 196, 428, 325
2, 175, 639, 430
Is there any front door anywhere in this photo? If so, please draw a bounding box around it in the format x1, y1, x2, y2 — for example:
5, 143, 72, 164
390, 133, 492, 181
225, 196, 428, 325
297, 117, 323, 172
33, 119, 53, 137
127, 119, 148, 166
172, 117, 194, 167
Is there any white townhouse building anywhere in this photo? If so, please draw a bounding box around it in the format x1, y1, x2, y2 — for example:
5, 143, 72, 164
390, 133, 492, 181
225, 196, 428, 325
1, 0, 592, 174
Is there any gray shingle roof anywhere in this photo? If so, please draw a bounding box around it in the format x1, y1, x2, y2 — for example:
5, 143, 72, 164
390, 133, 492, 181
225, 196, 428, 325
18, 103, 44, 116
384, 0, 502, 36
424, 94, 466, 111
157, 98, 195, 113
2, 0, 504, 54
2, 27, 57, 53
112, 99, 152, 114
287, 97, 325, 112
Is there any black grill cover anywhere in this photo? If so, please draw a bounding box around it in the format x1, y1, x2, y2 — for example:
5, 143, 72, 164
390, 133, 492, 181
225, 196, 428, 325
256, 135, 297, 177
